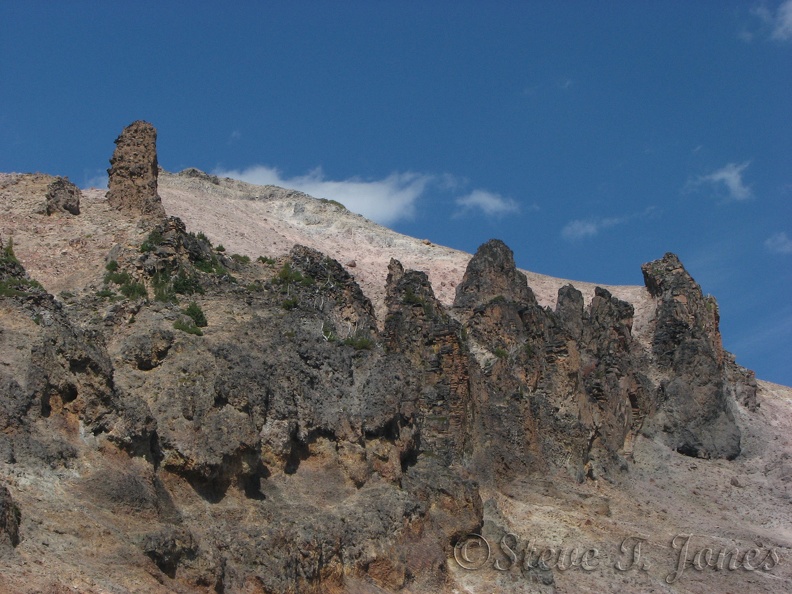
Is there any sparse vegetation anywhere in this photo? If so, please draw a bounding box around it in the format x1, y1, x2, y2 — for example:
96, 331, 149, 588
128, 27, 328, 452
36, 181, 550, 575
281, 298, 299, 310
105, 260, 119, 272
96, 288, 116, 300
275, 263, 314, 288
494, 347, 509, 359
194, 253, 228, 276
140, 230, 164, 253
231, 253, 251, 264
257, 255, 276, 265
318, 198, 347, 210
182, 302, 207, 327
119, 281, 147, 300
104, 270, 132, 286
343, 334, 374, 350
0, 239, 42, 297
215, 244, 226, 252
403, 287, 425, 306
174, 319, 203, 336
321, 320, 337, 342
0, 276, 43, 297
1, 238, 19, 264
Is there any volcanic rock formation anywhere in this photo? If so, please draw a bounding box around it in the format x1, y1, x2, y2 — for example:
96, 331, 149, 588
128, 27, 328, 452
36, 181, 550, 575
106, 120, 166, 219
0, 124, 787, 594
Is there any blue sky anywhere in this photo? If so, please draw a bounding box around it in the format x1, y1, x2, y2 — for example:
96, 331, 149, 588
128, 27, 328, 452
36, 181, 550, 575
1, 2, 790, 385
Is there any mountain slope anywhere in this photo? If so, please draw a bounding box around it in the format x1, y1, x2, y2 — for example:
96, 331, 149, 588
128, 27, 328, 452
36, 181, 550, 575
0, 123, 789, 594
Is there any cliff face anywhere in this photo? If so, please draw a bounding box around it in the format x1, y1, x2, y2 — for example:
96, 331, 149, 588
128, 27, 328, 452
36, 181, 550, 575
0, 124, 781, 594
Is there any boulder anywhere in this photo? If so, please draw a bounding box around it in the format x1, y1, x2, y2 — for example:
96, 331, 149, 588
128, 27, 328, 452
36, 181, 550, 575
45, 177, 81, 215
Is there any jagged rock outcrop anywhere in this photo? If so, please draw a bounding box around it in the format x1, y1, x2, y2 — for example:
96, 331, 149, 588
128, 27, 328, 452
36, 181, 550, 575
641, 252, 745, 459
0, 184, 765, 592
384, 259, 474, 465
454, 239, 536, 309
45, 176, 81, 215
453, 241, 655, 484
106, 120, 166, 219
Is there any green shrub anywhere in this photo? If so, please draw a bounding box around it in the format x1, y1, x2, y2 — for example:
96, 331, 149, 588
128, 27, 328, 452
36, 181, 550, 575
173, 272, 202, 295
231, 253, 251, 264
105, 260, 119, 272
194, 254, 227, 275
140, 230, 164, 253
281, 298, 299, 310
105, 270, 132, 285
1, 238, 19, 265
276, 263, 304, 285
0, 277, 42, 297
343, 334, 374, 350
319, 198, 347, 210
494, 347, 509, 359
215, 244, 226, 252
174, 319, 203, 336
120, 281, 147, 300
182, 302, 207, 327
96, 288, 116, 299
257, 256, 276, 265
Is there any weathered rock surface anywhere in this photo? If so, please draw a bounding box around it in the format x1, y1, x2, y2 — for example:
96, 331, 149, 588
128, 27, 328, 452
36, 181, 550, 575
106, 120, 166, 219
1, 127, 786, 593
45, 176, 81, 216
641, 252, 746, 459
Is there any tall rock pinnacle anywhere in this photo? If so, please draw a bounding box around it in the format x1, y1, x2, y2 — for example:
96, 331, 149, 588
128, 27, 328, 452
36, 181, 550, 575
106, 120, 166, 219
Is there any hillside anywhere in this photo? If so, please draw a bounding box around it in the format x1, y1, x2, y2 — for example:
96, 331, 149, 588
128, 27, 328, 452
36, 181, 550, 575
0, 121, 790, 594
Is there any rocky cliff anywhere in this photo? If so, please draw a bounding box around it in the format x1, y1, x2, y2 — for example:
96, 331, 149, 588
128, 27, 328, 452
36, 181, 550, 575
0, 123, 788, 594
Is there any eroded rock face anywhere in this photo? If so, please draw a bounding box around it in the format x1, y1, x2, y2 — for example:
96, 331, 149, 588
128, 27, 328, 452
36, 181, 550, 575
641, 252, 743, 459
0, 219, 760, 592
45, 177, 81, 216
454, 239, 536, 309
453, 240, 654, 484
106, 120, 166, 219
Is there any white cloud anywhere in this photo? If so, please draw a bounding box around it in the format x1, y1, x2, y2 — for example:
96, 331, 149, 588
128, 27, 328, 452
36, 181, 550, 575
82, 173, 108, 189
213, 165, 432, 226
747, 1, 792, 41
773, 0, 792, 39
765, 231, 792, 254
693, 161, 754, 201
561, 207, 657, 241
454, 190, 520, 217
561, 216, 624, 241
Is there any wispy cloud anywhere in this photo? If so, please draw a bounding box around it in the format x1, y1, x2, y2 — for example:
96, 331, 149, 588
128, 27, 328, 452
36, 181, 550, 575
82, 172, 108, 189
773, 0, 792, 39
765, 231, 792, 254
561, 207, 656, 242
454, 190, 521, 217
213, 165, 431, 226
689, 161, 754, 202
745, 1, 792, 42
561, 216, 626, 241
